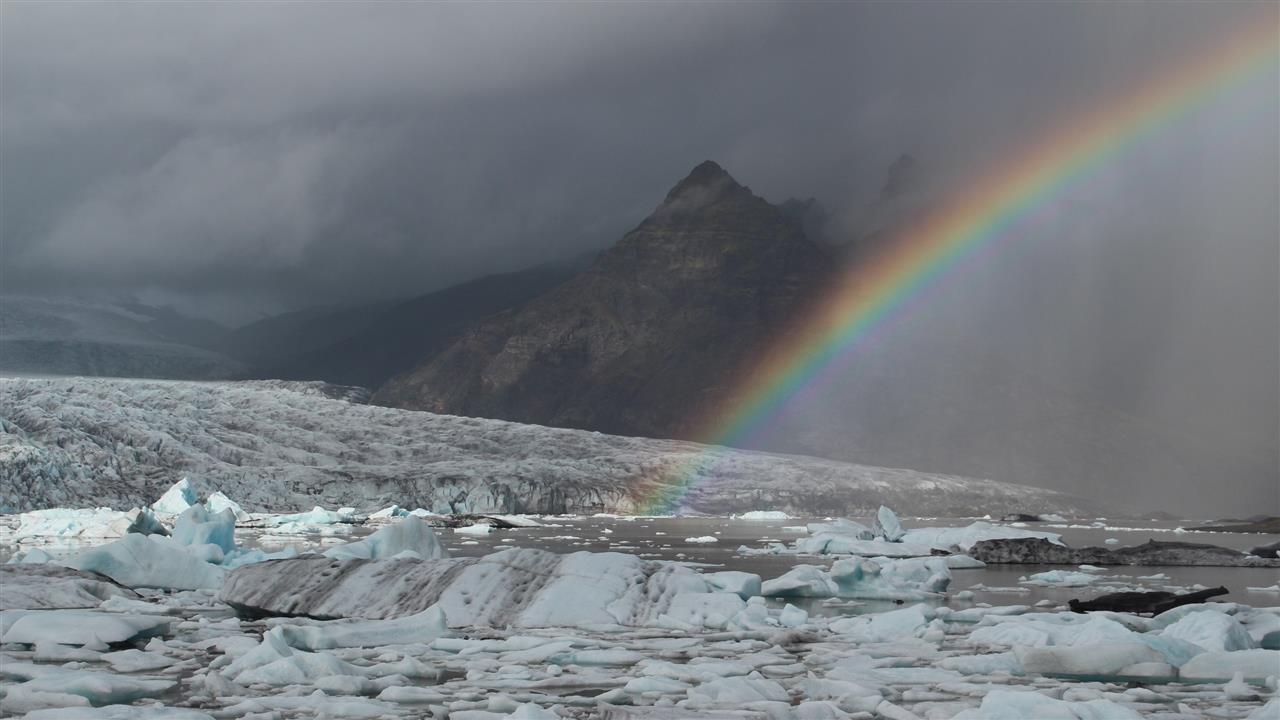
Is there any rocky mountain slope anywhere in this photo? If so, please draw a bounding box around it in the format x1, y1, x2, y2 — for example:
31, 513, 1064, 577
0, 376, 1093, 516
242, 260, 587, 389
374, 161, 834, 438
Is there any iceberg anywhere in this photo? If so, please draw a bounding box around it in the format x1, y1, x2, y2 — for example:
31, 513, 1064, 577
1179, 649, 1280, 682
1, 609, 170, 646
278, 606, 450, 650
762, 557, 949, 600
204, 490, 248, 521
323, 515, 448, 561
875, 505, 905, 541
950, 690, 1143, 719
899, 521, 1063, 551
67, 533, 226, 590
170, 506, 236, 554
1159, 609, 1255, 652
739, 510, 790, 521
151, 478, 197, 516
223, 547, 776, 629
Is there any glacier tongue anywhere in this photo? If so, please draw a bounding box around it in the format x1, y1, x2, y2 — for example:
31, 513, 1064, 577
1, 376, 1094, 516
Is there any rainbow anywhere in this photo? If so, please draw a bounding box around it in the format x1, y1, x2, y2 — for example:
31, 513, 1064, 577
637, 16, 1280, 514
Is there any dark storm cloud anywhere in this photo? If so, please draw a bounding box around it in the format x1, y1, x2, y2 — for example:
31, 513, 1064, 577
4, 2, 1270, 316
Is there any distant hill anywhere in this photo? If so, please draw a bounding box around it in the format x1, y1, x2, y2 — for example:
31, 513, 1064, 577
231, 259, 589, 389
0, 296, 243, 379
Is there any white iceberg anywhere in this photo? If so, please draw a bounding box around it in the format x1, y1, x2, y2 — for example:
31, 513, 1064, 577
151, 478, 197, 516
324, 515, 448, 560
899, 521, 1063, 551
739, 510, 791, 521
875, 505, 905, 541
204, 490, 248, 521
170, 506, 236, 554
950, 689, 1143, 719
67, 533, 226, 590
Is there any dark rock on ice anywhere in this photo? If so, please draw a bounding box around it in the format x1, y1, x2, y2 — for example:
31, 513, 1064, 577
968, 538, 1280, 567
1068, 586, 1228, 615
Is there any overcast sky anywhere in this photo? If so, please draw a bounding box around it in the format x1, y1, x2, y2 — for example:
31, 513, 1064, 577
2, 2, 1276, 513
3, 3, 1273, 319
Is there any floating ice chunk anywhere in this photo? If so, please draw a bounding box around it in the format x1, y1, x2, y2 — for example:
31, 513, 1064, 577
279, 606, 449, 650
0, 565, 137, 610
170, 506, 236, 554
1179, 649, 1280, 682
269, 506, 351, 526
686, 674, 788, 704
796, 535, 936, 556
950, 690, 1143, 719
100, 649, 175, 673
68, 534, 225, 590
1022, 570, 1098, 587
876, 505, 905, 541
704, 571, 762, 599
1160, 609, 1255, 652
1104, 538, 1119, 545
3, 662, 175, 707
0, 685, 92, 714
220, 626, 364, 686
900, 522, 1063, 551
684, 536, 718, 543
939, 652, 1023, 675
831, 556, 950, 599
455, 523, 495, 535
484, 514, 544, 528
762, 565, 837, 597
739, 510, 791, 521
20, 708, 213, 720
1225, 670, 1261, 700
1250, 698, 1280, 719
806, 518, 876, 540
829, 605, 929, 642
1, 609, 170, 646
324, 515, 448, 561
15, 508, 129, 540
763, 557, 949, 600
660, 592, 748, 631
204, 491, 248, 521
369, 505, 406, 519
503, 704, 560, 719
151, 478, 197, 516
1016, 643, 1164, 677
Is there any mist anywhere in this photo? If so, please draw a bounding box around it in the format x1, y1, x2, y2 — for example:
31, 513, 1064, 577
1, 2, 1275, 515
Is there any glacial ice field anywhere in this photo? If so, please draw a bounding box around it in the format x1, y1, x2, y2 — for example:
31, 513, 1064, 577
1, 483, 1278, 720
2, 377, 1278, 718
0, 377, 1094, 517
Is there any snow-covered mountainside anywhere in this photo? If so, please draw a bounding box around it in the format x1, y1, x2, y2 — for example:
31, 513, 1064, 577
0, 296, 242, 380
0, 377, 1094, 516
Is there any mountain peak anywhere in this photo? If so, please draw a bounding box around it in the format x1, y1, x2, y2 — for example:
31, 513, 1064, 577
663, 160, 744, 203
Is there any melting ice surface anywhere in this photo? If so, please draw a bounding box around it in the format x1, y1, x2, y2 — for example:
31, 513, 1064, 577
1, 492, 1278, 719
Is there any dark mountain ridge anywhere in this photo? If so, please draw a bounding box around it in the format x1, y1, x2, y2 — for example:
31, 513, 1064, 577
373, 161, 837, 438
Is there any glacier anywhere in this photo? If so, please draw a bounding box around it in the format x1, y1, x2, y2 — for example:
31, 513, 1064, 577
0, 376, 1094, 516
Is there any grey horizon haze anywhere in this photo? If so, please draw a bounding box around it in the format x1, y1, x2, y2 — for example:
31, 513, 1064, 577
1, 2, 1276, 516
